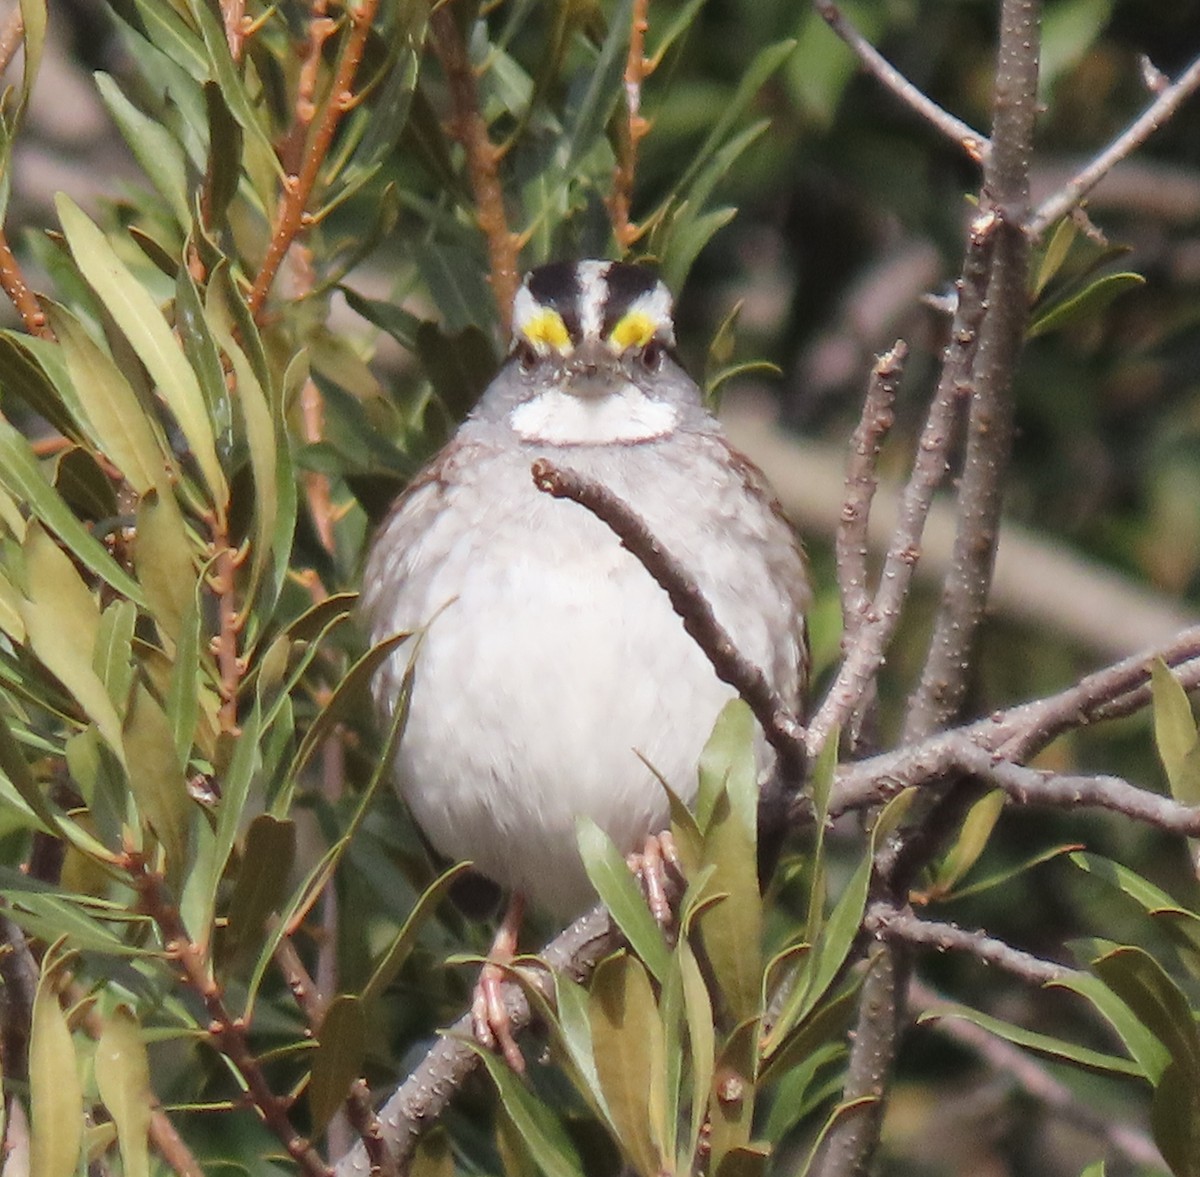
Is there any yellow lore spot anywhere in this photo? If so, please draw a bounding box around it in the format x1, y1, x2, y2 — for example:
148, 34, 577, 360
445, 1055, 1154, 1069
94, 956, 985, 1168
521, 309, 572, 353
608, 310, 658, 351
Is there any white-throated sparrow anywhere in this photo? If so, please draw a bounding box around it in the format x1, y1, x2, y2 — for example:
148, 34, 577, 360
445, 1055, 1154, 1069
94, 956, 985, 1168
361, 259, 809, 1061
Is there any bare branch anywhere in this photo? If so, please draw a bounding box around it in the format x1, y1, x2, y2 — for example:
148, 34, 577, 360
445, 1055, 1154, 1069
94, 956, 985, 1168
836, 342, 905, 646
333, 907, 620, 1175
814, 1, 989, 163
808, 218, 992, 757
866, 904, 1068, 984
904, 0, 1041, 741
1029, 48, 1200, 238
530, 458, 806, 787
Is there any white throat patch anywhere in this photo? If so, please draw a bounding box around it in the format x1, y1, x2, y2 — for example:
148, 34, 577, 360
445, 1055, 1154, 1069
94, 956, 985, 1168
510, 384, 678, 446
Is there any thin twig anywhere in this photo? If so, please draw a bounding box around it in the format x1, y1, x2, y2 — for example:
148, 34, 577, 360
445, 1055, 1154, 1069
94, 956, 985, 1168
221, 0, 247, 63
865, 904, 1068, 984
430, 4, 521, 332
1028, 48, 1200, 238
836, 341, 905, 646
814, 0, 989, 163
531, 458, 806, 786
247, 1, 379, 320
608, 0, 651, 251
808, 219, 994, 757
910, 979, 1164, 1170
831, 740, 1200, 835
0, 224, 50, 339
128, 854, 333, 1177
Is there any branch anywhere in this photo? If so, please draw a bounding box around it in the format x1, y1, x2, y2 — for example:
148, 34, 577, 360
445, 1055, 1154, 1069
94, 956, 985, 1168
608, 0, 651, 251
1029, 48, 1200, 238
530, 457, 806, 787
128, 855, 332, 1177
429, 4, 521, 332
865, 904, 1068, 984
0, 224, 50, 340
333, 907, 620, 1175
904, 0, 1041, 741
835, 341, 905, 649
247, 1, 379, 320
813, 1, 989, 163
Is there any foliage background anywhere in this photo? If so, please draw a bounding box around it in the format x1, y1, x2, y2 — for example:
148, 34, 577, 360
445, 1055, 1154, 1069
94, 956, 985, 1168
0, 1, 1199, 1175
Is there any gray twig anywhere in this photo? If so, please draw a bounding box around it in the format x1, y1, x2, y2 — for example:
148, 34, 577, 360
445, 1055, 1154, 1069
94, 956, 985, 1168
865, 904, 1068, 984
1029, 48, 1200, 238
814, 0, 990, 162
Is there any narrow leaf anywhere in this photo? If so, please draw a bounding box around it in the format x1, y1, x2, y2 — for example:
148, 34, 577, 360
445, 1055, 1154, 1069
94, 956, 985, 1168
30, 957, 83, 1177
94, 1005, 152, 1177
309, 996, 366, 1132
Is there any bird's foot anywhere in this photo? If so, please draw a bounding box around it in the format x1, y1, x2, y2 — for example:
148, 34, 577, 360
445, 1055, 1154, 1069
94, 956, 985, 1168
628, 831, 684, 929
471, 891, 526, 1072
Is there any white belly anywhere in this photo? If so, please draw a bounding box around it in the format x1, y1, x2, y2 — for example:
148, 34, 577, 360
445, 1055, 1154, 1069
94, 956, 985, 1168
364, 435, 805, 917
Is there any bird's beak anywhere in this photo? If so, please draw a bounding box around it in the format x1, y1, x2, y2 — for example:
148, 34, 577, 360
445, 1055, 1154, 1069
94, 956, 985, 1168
563, 338, 620, 398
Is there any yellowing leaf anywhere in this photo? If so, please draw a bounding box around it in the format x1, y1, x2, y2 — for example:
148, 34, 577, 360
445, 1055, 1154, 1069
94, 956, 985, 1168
30, 958, 82, 1177
134, 488, 198, 647
20, 524, 125, 763
55, 195, 226, 503
95, 1005, 152, 1177
123, 682, 191, 871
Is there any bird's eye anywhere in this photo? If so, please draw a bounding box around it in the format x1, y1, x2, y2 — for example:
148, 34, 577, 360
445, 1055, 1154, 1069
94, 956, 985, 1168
515, 342, 538, 374
640, 341, 665, 372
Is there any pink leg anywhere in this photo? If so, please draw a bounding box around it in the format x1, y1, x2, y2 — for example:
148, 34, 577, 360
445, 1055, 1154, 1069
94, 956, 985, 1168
628, 831, 683, 927
471, 891, 526, 1072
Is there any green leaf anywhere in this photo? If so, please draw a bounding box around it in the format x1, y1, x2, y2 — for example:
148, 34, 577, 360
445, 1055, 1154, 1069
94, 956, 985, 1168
55, 194, 226, 503
927, 789, 1005, 897
94, 1005, 152, 1177
1050, 971, 1169, 1082
694, 700, 762, 1022
0, 416, 145, 604
708, 1018, 759, 1173
19, 523, 125, 762
466, 1041, 587, 1177
95, 72, 191, 229
359, 862, 473, 1006
577, 816, 670, 984
95, 598, 136, 713
915, 1002, 1144, 1077
135, 488, 198, 647
123, 682, 191, 873
30, 953, 83, 1177
223, 814, 296, 958
1092, 946, 1200, 1082
561, 0, 633, 175
199, 700, 262, 940
678, 934, 715, 1162
45, 302, 174, 496
0, 331, 83, 442
1152, 1060, 1200, 1177
309, 995, 367, 1132
1027, 271, 1146, 338
589, 951, 669, 1177
1151, 659, 1200, 805
1033, 215, 1078, 297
